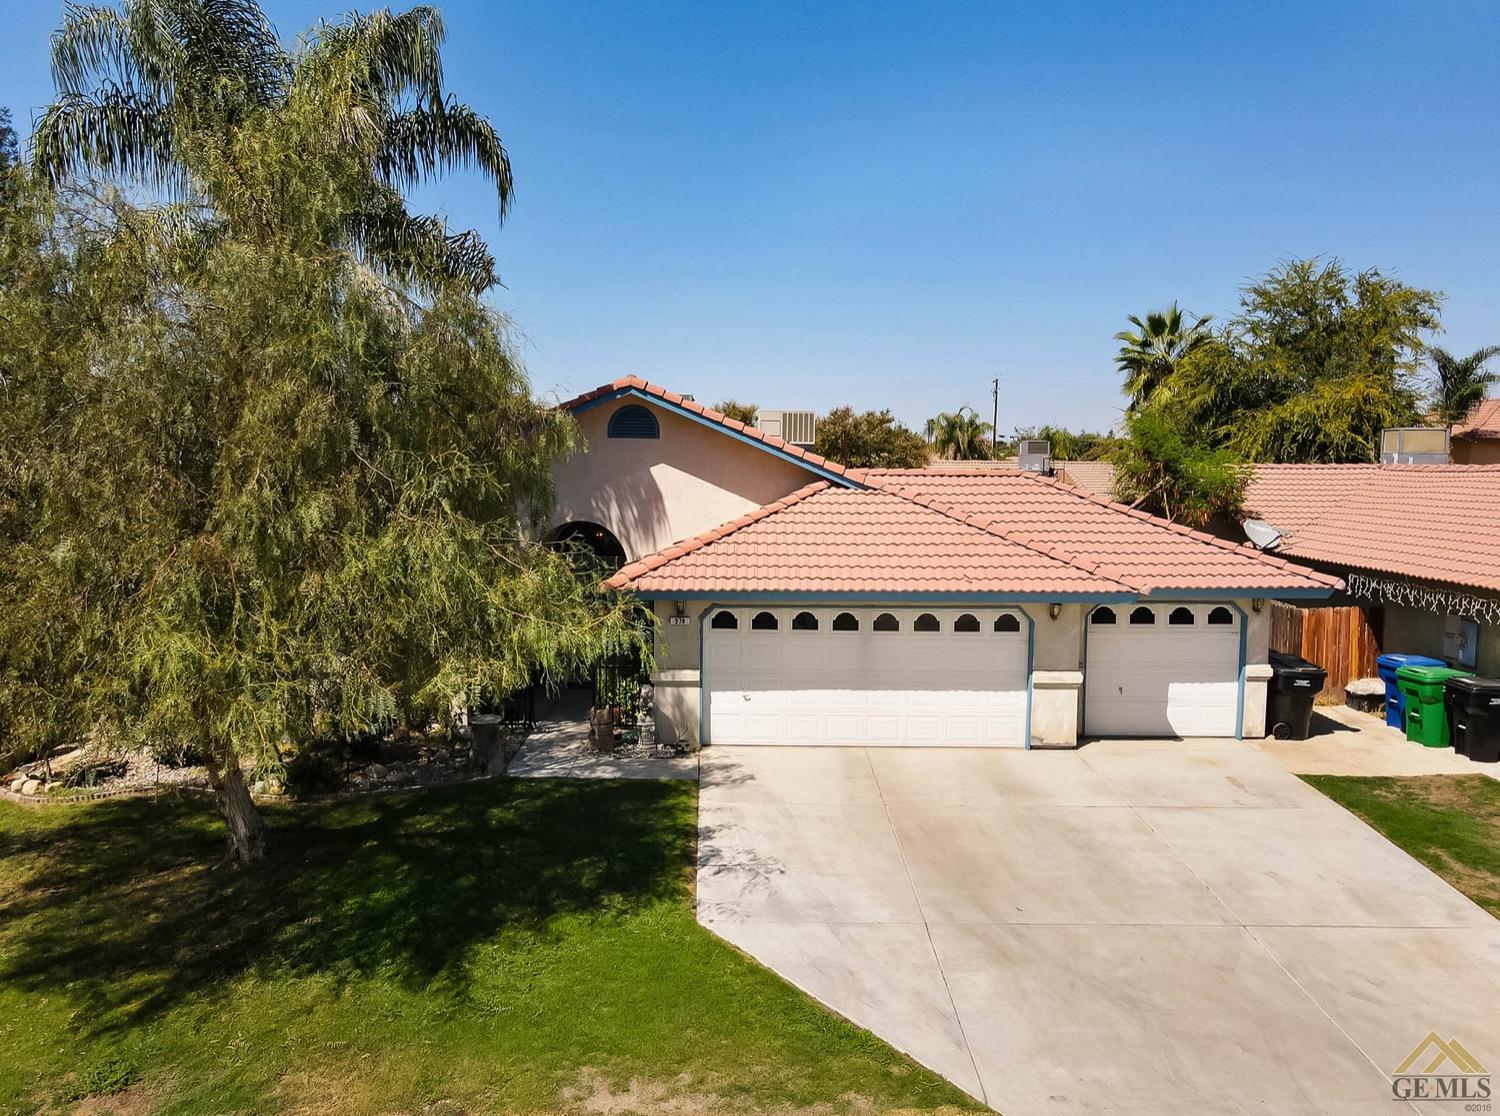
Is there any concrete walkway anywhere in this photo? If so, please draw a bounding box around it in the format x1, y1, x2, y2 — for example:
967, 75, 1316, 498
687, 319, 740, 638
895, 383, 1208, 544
698, 740, 1500, 1114
1254, 702, 1500, 779
506, 689, 699, 781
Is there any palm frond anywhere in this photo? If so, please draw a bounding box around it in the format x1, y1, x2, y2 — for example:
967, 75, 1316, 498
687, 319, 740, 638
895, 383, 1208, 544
176, 0, 289, 106
379, 100, 512, 218
32, 87, 180, 190
300, 6, 446, 114
345, 204, 497, 294
51, 3, 139, 94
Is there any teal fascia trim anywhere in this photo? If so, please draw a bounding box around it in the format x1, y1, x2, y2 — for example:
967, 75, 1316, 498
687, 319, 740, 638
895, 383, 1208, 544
697, 603, 716, 745
1023, 607, 1037, 750
570, 387, 863, 489
1232, 600, 1248, 740
654, 590, 1136, 605
1144, 586, 1335, 600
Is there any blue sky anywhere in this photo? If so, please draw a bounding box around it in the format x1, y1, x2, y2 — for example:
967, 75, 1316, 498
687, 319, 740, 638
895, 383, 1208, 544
4, 1, 1497, 433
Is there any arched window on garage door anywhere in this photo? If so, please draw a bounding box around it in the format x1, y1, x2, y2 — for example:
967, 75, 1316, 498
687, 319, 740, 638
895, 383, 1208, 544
1207, 606, 1235, 625
792, 611, 819, 631
1090, 607, 1117, 625
914, 613, 940, 632
994, 613, 1021, 633
832, 612, 859, 631
1168, 607, 1195, 625
873, 612, 900, 631
751, 611, 778, 630
1129, 606, 1156, 625
711, 611, 738, 629
954, 613, 981, 632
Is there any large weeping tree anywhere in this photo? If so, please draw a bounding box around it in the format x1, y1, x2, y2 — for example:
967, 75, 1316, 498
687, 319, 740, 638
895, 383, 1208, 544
2, 1, 644, 864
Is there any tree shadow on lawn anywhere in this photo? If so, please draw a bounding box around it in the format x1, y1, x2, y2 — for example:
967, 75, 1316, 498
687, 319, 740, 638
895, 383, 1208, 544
0, 777, 696, 1038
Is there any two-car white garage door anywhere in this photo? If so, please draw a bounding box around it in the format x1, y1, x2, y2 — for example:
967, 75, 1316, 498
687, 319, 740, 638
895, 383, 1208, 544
704, 607, 1030, 747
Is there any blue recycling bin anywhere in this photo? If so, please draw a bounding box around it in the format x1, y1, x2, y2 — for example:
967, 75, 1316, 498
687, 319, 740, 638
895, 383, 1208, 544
1376, 653, 1448, 728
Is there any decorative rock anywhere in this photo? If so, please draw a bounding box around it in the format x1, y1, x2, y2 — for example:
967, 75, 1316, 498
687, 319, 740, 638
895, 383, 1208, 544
18, 779, 41, 796
365, 763, 388, 781
384, 769, 406, 785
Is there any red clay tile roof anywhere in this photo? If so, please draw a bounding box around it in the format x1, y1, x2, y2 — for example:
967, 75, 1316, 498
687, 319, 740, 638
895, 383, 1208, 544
605, 482, 1136, 596
864, 470, 1340, 595
606, 467, 1338, 598
558, 376, 869, 483
1245, 463, 1500, 593
1454, 398, 1500, 440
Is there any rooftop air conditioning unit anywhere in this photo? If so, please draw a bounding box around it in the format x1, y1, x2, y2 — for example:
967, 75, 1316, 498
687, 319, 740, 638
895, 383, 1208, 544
757, 410, 817, 447
1380, 426, 1449, 464
1018, 439, 1052, 473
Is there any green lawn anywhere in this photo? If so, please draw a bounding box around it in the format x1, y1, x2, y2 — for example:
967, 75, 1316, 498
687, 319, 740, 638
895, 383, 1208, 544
0, 779, 980, 1115
1302, 774, 1500, 916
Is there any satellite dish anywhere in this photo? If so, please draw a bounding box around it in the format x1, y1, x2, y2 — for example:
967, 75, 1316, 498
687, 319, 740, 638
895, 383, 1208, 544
1243, 518, 1284, 550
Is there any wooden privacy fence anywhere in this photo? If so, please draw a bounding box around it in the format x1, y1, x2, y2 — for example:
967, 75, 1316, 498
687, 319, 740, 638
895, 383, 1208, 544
1268, 602, 1382, 703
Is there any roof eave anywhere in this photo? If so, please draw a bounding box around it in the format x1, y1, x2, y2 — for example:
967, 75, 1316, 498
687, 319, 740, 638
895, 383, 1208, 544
565, 384, 866, 489
626, 589, 1141, 604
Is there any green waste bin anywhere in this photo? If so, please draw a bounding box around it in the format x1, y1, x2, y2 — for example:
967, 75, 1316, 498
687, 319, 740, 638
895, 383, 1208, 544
1395, 664, 1474, 747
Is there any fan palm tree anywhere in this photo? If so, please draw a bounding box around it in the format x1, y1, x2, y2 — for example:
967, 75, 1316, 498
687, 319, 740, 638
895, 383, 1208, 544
1114, 303, 1213, 412
32, 0, 511, 292
1429, 345, 1500, 426
925, 406, 993, 460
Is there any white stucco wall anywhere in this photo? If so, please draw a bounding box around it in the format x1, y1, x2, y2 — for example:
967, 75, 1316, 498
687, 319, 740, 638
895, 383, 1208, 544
650, 600, 703, 747
1024, 603, 1084, 747
552, 399, 817, 561
1241, 602, 1272, 738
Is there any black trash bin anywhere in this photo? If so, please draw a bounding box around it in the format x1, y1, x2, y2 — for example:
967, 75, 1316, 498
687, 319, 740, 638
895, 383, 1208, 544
1443, 676, 1500, 763
1267, 651, 1328, 740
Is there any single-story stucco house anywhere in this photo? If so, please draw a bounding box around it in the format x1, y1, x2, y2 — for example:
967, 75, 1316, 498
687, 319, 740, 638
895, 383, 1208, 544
1243, 463, 1500, 677
551, 377, 1341, 749
1452, 398, 1500, 464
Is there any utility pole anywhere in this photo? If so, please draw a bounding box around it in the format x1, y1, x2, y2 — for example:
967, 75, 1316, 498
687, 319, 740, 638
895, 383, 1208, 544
990, 377, 1000, 456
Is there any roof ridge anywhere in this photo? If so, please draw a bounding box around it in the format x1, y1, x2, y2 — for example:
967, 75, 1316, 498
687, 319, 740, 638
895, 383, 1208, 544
863, 475, 1141, 593
603, 481, 831, 591
1251, 461, 1500, 472
1019, 472, 1344, 590
557, 376, 870, 485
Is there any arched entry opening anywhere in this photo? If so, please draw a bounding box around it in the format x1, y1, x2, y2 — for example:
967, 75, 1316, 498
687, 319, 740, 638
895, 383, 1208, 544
548, 520, 627, 573
545, 521, 649, 743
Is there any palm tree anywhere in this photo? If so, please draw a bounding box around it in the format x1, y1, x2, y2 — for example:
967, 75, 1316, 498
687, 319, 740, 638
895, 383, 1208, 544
32, 0, 511, 292
925, 406, 993, 460
1114, 303, 1213, 412
1429, 345, 1500, 426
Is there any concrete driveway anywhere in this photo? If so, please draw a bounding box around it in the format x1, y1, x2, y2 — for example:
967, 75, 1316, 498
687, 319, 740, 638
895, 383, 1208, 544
697, 741, 1500, 1114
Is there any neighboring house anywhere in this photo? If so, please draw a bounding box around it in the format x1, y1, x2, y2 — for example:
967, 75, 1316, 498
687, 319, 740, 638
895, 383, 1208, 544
1054, 459, 1116, 496
554, 377, 1339, 749
1243, 464, 1500, 677
916, 456, 1118, 497
1451, 399, 1500, 464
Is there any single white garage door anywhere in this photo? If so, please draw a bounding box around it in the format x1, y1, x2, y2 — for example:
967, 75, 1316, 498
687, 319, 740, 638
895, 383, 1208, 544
703, 606, 1030, 746
1085, 603, 1242, 737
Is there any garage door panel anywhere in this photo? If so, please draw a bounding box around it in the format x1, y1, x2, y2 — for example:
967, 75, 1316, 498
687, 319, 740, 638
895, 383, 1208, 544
704, 608, 1030, 747
1085, 605, 1241, 738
